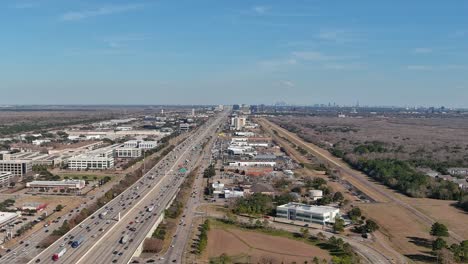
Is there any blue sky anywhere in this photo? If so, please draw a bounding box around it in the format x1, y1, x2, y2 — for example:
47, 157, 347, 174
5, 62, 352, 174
1, 0, 467, 107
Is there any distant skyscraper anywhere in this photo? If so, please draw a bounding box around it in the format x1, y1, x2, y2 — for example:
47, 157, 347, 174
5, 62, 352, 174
191, 108, 195, 116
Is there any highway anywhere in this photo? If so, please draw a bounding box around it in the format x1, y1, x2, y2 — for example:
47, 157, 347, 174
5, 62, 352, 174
26, 110, 228, 264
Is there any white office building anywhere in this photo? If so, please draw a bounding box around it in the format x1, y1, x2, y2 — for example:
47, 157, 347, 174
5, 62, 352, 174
0, 160, 32, 179
67, 144, 119, 170
0, 172, 14, 188
231, 117, 246, 130
123, 140, 158, 149
115, 148, 142, 158
26, 180, 86, 190
276, 203, 340, 224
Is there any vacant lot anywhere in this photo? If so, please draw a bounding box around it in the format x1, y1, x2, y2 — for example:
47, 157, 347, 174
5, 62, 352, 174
206, 227, 331, 264
272, 115, 468, 168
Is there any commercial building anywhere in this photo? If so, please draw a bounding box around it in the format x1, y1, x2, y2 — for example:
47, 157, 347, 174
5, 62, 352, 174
231, 116, 246, 130
26, 180, 86, 193
21, 202, 48, 211
228, 161, 276, 167
115, 147, 142, 158
447, 168, 468, 176
0, 160, 32, 178
67, 144, 120, 170
123, 140, 157, 149
3, 151, 55, 166
0, 171, 14, 188
0, 212, 19, 228
276, 202, 340, 225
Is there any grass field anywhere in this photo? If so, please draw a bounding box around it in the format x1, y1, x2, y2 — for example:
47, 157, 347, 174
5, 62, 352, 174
204, 221, 331, 264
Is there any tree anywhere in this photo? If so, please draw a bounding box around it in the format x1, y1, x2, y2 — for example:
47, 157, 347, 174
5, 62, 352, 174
431, 222, 449, 237
364, 219, 379, 233
55, 204, 63, 212
348, 207, 362, 222
433, 237, 447, 251
333, 218, 345, 233
333, 192, 344, 202
300, 227, 310, 238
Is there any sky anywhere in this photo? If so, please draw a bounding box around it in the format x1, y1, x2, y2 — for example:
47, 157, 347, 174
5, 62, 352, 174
1, 0, 467, 107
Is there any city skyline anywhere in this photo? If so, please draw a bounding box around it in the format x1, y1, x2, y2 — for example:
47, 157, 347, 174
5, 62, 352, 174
1, 0, 468, 107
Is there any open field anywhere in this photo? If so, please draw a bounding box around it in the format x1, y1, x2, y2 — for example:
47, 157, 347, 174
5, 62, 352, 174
271, 115, 468, 170
206, 226, 331, 264
258, 118, 468, 263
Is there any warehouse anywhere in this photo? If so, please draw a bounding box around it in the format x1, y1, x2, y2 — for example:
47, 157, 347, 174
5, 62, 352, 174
276, 202, 340, 225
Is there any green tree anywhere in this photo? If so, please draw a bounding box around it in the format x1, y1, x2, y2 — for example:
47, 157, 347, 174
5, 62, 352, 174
432, 237, 447, 251
333, 218, 345, 233
333, 192, 344, 202
364, 219, 379, 233
300, 227, 310, 238
431, 222, 449, 237
55, 204, 64, 212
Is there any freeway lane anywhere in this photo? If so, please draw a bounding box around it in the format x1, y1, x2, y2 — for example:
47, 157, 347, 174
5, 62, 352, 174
76, 112, 226, 264
27, 110, 227, 264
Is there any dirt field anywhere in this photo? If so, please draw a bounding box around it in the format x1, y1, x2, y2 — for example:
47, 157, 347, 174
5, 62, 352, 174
206, 227, 331, 264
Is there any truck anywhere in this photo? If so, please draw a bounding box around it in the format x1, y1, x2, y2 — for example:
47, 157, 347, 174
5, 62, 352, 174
147, 206, 154, 212
99, 211, 108, 219
71, 236, 85, 248
52, 247, 67, 261
120, 234, 129, 244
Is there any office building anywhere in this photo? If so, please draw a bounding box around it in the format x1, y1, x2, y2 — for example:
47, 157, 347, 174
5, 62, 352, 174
0, 172, 14, 188
0, 160, 32, 179
276, 203, 340, 224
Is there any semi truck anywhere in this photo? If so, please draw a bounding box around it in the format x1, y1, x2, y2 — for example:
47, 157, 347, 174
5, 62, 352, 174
120, 234, 129, 244
52, 247, 67, 261
99, 211, 108, 219
71, 236, 85, 248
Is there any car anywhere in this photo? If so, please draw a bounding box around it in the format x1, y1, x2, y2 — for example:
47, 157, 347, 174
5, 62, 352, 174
113, 251, 118, 255
35, 259, 41, 263
19, 241, 24, 244
44, 230, 49, 233
99, 228, 103, 232
112, 260, 118, 263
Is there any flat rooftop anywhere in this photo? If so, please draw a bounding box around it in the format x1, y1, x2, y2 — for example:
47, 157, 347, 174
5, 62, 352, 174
0, 212, 19, 226
278, 203, 339, 214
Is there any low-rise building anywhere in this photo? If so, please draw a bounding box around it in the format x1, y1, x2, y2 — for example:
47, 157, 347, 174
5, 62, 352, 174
276, 202, 340, 225
0, 171, 14, 188
309, 189, 323, 201
115, 147, 142, 158
21, 202, 48, 212
447, 168, 468, 176
26, 180, 86, 193
67, 144, 120, 170
228, 161, 276, 167
0, 212, 20, 228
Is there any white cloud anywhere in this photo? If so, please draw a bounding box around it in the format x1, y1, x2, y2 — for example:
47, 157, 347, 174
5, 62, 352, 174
406, 65, 432, 71
413, 48, 433, 54
292, 51, 335, 61
252, 5, 270, 15
280, 80, 295, 88
60, 4, 143, 21
318, 29, 359, 43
